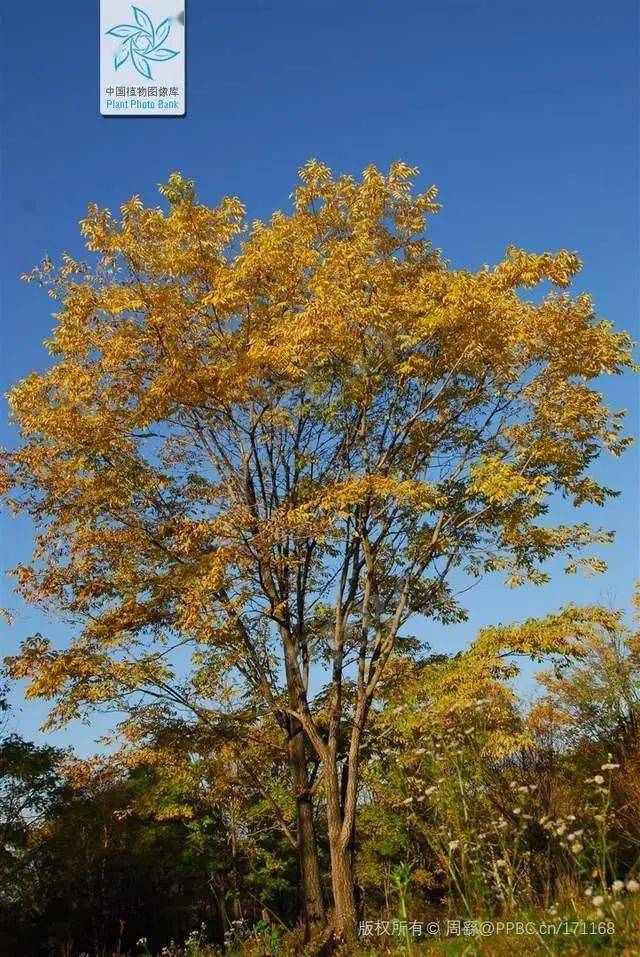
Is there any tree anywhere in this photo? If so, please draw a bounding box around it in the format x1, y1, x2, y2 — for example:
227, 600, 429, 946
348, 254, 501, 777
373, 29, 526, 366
2, 161, 633, 943
533, 592, 640, 753
1, 752, 233, 956
0, 737, 67, 925
0, 691, 68, 955
115, 709, 305, 932
355, 606, 624, 917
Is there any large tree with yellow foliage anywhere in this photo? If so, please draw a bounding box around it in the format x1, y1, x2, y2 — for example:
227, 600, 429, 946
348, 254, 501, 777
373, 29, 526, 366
2, 162, 633, 943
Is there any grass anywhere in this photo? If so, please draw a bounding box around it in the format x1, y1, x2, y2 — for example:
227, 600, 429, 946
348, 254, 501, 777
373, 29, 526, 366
133, 897, 640, 957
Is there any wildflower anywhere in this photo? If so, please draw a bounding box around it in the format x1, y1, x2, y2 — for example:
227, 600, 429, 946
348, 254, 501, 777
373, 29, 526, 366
512, 807, 522, 816
592, 895, 604, 907
612, 901, 624, 913
601, 763, 620, 771
448, 840, 460, 852
585, 887, 593, 897
424, 785, 438, 796
136, 941, 147, 948
572, 843, 583, 853
612, 880, 625, 893
594, 774, 605, 785
556, 823, 567, 835
626, 879, 640, 893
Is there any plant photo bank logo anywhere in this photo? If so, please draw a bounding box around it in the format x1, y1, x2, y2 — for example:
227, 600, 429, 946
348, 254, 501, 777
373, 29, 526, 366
106, 5, 180, 79
100, 0, 186, 116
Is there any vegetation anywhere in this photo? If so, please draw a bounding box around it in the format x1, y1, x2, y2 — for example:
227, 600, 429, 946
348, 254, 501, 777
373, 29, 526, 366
0, 163, 636, 954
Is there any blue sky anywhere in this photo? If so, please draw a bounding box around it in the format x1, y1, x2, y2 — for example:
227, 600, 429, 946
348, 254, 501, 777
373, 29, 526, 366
1, 0, 638, 752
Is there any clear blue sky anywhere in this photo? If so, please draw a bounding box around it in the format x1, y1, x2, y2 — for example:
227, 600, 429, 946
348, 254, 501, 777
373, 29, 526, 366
1, 0, 638, 752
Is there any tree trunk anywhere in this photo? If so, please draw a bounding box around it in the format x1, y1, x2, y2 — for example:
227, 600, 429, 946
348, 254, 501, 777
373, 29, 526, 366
288, 719, 326, 937
325, 766, 358, 946
329, 841, 357, 944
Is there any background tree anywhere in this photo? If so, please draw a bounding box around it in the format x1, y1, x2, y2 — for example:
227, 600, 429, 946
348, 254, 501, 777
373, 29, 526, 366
533, 594, 640, 754
115, 708, 307, 931
2, 161, 633, 942
355, 606, 621, 916
0, 751, 239, 957
0, 692, 67, 956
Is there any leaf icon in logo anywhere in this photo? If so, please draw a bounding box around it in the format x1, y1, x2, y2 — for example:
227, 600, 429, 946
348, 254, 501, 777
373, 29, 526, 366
132, 6, 154, 40
145, 48, 179, 62
106, 24, 142, 38
130, 48, 153, 79
154, 18, 171, 47
105, 6, 180, 80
